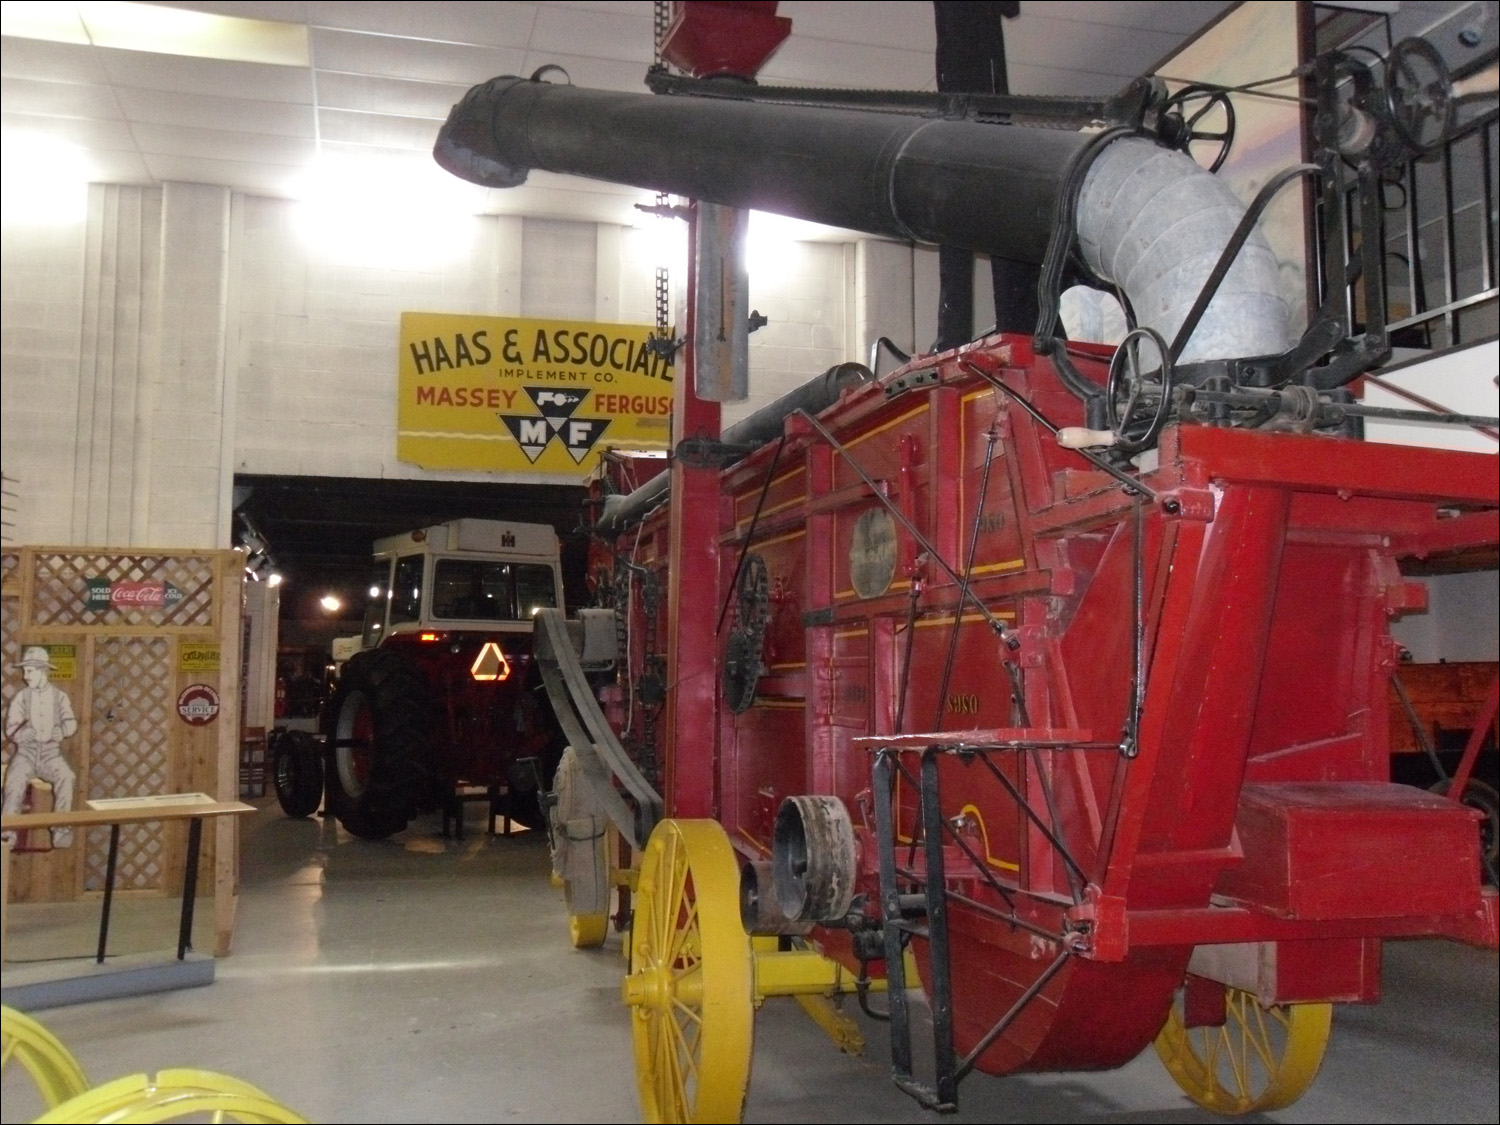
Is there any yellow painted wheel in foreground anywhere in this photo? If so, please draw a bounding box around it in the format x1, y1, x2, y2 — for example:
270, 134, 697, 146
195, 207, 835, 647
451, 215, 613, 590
35, 1068, 308, 1123
622, 819, 753, 1124
1154, 987, 1332, 1114
570, 911, 609, 949
1, 1004, 89, 1109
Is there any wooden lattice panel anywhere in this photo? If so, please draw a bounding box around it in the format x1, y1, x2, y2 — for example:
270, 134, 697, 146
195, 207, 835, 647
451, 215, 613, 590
4, 544, 240, 942
84, 636, 173, 893
1, 596, 18, 675
29, 552, 217, 629
1, 566, 19, 791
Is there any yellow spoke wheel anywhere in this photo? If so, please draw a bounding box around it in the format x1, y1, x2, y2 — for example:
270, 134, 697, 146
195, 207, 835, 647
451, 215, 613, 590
35, 1068, 307, 1123
622, 819, 753, 1124
1, 1005, 89, 1110
1154, 986, 1332, 1114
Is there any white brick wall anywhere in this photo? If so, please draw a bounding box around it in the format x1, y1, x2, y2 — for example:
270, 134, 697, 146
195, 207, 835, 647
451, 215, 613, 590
1, 187, 1000, 545
0, 216, 87, 546
732, 240, 853, 427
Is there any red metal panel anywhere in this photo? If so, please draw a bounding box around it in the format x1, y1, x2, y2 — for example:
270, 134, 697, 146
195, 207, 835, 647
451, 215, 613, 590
1166, 424, 1500, 506
1217, 782, 1484, 919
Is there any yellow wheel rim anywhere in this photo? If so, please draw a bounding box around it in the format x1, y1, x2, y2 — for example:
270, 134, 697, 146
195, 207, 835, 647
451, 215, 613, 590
1, 1004, 89, 1109
622, 819, 753, 1124
570, 911, 609, 949
34, 1068, 308, 1123
1154, 986, 1332, 1114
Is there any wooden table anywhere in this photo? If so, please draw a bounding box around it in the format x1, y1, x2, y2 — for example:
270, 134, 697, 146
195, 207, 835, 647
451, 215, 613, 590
2, 795, 255, 963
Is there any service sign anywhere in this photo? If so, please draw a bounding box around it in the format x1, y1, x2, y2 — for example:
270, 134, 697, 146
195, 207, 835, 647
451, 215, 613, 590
176, 684, 220, 727
398, 312, 675, 475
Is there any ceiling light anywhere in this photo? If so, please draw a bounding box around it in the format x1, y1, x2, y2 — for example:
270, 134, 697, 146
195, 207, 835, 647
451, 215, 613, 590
0, 133, 90, 226
746, 210, 814, 278
320, 594, 342, 613
1, 1, 309, 66
291, 156, 480, 266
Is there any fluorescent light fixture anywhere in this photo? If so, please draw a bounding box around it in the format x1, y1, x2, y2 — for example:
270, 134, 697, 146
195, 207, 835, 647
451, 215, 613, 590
291, 155, 479, 266
0, 1, 88, 44
0, 132, 91, 225
746, 210, 816, 278
1, 1, 310, 66
630, 205, 688, 271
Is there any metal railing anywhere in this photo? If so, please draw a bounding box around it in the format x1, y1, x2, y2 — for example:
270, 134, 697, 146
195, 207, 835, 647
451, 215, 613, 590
1376, 105, 1498, 352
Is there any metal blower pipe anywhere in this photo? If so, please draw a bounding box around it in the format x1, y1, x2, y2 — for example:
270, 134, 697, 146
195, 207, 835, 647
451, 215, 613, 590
436, 76, 1294, 513
434, 76, 1085, 264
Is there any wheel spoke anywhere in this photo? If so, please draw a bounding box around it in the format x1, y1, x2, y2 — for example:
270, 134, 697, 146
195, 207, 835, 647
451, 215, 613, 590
664, 1018, 689, 1113
653, 834, 681, 955
1244, 1000, 1280, 1076
666, 1006, 701, 1082
667, 898, 698, 967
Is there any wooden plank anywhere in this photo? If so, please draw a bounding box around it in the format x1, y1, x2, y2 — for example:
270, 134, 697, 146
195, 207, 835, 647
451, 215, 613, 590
20, 546, 36, 630
2, 800, 254, 829
215, 552, 245, 955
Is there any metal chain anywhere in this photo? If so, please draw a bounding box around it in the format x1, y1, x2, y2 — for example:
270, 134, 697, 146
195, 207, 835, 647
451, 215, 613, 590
653, 0, 670, 64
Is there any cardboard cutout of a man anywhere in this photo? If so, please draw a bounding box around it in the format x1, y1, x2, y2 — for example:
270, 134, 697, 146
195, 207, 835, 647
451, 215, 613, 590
3, 647, 79, 848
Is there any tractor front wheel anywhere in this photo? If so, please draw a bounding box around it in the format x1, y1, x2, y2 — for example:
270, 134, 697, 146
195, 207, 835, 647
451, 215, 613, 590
323, 649, 432, 840
271, 729, 323, 819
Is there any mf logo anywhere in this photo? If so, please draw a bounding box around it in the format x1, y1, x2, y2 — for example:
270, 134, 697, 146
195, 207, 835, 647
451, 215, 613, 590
499, 387, 611, 464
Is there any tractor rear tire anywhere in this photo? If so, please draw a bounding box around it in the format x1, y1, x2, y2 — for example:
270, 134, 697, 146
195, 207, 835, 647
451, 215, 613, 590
271, 729, 323, 819
324, 649, 433, 840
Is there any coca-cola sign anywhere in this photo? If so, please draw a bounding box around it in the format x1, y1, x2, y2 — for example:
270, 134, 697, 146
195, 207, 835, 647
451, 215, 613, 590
176, 684, 220, 727
84, 578, 184, 611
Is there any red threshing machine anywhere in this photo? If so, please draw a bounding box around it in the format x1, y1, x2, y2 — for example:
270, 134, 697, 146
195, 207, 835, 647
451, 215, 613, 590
435, 11, 1499, 1123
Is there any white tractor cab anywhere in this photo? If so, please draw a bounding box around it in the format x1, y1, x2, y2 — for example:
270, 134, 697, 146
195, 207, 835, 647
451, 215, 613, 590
361, 518, 564, 648
275, 518, 569, 840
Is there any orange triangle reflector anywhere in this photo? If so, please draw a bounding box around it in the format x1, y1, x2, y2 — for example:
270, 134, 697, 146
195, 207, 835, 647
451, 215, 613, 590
470, 642, 512, 682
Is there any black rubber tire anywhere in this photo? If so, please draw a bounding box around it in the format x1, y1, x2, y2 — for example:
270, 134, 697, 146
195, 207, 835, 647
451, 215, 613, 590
272, 729, 323, 819
323, 649, 434, 840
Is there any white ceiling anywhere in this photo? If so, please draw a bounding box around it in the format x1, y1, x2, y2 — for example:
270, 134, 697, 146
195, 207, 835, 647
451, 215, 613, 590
4, 1, 1243, 225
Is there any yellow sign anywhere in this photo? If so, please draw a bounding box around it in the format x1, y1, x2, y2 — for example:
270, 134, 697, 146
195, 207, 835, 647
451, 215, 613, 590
398, 312, 675, 474
178, 643, 221, 673
43, 644, 78, 681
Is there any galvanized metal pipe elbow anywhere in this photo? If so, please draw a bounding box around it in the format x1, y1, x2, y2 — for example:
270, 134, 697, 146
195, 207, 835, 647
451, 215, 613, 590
1075, 138, 1293, 363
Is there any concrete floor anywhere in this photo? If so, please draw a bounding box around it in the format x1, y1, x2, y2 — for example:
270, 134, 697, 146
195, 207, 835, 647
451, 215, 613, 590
3, 799, 1496, 1124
